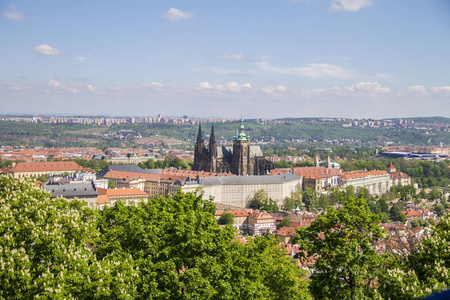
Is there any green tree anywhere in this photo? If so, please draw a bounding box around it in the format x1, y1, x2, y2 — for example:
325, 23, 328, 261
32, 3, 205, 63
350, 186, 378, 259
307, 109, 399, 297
302, 187, 318, 211
317, 194, 330, 209
0, 177, 138, 299
141, 158, 155, 169
277, 217, 291, 229
294, 194, 388, 300
108, 179, 116, 189
390, 202, 407, 223
428, 187, 442, 201
379, 198, 389, 214
380, 216, 450, 299
218, 212, 235, 225
96, 191, 308, 299
283, 183, 303, 211
434, 204, 446, 217
249, 189, 279, 212
344, 185, 356, 197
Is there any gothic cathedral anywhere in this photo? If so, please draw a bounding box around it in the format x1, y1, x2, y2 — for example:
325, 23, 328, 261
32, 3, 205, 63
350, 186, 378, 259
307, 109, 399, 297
193, 117, 273, 176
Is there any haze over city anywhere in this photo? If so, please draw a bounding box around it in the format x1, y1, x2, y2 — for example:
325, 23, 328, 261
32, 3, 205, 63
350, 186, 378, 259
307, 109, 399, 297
1, 0, 450, 119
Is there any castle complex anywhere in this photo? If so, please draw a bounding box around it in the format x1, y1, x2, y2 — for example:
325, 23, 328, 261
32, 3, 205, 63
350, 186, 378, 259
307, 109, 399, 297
193, 117, 273, 176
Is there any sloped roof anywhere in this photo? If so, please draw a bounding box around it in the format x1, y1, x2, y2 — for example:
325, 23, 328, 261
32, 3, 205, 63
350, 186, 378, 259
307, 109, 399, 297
103, 170, 159, 181
249, 211, 274, 220
97, 165, 162, 177
340, 170, 389, 181
44, 182, 99, 198
275, 226, 296, 237
9, 161, 83, 173
97, 187, 148, 197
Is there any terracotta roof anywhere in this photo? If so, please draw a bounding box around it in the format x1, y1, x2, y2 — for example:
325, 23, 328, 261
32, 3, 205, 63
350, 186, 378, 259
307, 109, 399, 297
8, 161, 83, 173
403, 208, 421, 217
215, 209, 252, 217
340, 170, 388, 181
249, 211, 274, 220
97, 187, 148, 197
97, 195, 110, 205
390, 172, 410, 179
103, 170, 160, 181
275, 226, 296, 237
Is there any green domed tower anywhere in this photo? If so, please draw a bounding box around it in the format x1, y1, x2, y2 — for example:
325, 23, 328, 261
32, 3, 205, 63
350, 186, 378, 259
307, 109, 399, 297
231, 115, 250, 175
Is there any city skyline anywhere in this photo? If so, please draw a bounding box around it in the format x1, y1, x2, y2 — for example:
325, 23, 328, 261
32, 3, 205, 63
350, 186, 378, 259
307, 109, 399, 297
1, 0, 450, 119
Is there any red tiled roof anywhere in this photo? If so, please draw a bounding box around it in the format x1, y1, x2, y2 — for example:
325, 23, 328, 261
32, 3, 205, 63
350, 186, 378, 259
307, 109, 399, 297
97, 187, 148, 197
249, 211, 274, 220
8, 161, 83, 172
103, 170, 160, 181
275, 226, 296, 236
340, 170, 388, 181
215, 209, 252, 217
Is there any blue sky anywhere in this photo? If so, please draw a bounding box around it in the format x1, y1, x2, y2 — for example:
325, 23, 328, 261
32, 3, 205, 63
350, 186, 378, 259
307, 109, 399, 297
1, 0, 449, 119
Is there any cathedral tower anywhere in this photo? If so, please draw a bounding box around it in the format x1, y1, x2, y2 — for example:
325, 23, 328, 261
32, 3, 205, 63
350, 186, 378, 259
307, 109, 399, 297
231, 116, 250, 176
193, 123, 207, 170
209, 124, 218, 172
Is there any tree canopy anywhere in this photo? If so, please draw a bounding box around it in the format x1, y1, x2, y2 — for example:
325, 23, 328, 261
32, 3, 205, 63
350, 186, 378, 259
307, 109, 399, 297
294, 194, 388, 300
218, 212, 235, 225
0, 177, 308, 299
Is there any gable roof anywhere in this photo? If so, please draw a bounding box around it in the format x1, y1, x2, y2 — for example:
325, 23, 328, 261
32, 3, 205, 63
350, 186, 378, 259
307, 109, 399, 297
9, 161, 83, 173
275, 226, 296, 237
97, 187, 148, 197
97, 165, 162, 177
44, 182, 99, 198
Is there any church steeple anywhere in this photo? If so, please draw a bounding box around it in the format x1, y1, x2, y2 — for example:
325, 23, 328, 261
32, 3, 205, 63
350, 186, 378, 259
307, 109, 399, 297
209, 123, 217, 158
196, 123, 204, 154
193, 123, 205, 171
234, 115, 248, 141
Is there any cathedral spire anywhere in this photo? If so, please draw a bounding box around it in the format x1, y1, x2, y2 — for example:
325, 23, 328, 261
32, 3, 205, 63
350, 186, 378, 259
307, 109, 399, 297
193, 123, 205, 171
209, 123, 217, 158
234, 115, 248, 141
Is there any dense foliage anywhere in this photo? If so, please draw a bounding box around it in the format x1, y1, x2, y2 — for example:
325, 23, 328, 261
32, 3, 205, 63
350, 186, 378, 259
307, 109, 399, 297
249, 189, 279, 212
0, 177, 309, 299
294, 194, 388, 300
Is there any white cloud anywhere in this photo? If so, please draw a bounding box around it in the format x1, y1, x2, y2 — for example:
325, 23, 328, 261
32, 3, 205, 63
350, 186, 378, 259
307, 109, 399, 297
431, 86, 450, 94
63, 87, 78, 94
198, 82, 213, 89
135, 82, 164, 92
344, 81, 390, 93
261, 85, 287, 95
34, 44, 61, 56
47, 80, 77, 93
2, 5, 25, 20
76, 56, 85, 62
330, 0, 373, 11
47, 80, 61, 88
197, 81, 252, 93
161, 8, 193, 21
407, 85, 427, 95
87, 84, 103, 94
220, 53, 246, 61
150, 82, 163, 88
255, 61, 354, 79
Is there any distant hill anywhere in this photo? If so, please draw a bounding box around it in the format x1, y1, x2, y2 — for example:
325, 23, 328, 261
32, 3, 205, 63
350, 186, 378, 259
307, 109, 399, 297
407, 117, 450, 124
